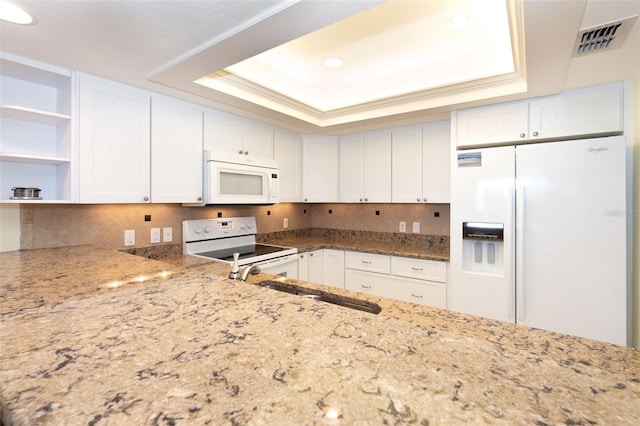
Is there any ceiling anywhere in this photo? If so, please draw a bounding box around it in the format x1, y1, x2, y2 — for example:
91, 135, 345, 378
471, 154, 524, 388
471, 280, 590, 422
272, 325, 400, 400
1, 0, 639, 134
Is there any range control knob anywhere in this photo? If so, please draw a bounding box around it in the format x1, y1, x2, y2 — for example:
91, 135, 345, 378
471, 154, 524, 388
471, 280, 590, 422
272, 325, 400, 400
194, 225, 203, 234
204, 225, 212, 233
247, 223, 254, 229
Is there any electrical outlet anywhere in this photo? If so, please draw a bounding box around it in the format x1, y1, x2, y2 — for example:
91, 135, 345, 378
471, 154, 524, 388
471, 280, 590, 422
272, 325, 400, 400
283, 218, 289, 229
412, 222, 420, 233
150, 228, 160, 243
124, 230, 135, 246
163, 227, 173, 243
399, 221, 406, 233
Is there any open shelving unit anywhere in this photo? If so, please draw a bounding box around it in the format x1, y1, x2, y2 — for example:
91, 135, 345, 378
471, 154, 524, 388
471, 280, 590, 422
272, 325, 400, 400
0, 52, 74, 203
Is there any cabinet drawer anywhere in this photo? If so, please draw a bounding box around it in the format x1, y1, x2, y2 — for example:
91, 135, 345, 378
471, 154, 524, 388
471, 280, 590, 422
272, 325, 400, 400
392, 277, 446, 309
345, 251, 391, 274
345, 269, 395, 296
391, 257, 446, 283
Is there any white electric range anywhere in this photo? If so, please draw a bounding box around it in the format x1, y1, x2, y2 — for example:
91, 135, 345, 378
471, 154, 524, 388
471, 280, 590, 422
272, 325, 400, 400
182, 217, 298, 278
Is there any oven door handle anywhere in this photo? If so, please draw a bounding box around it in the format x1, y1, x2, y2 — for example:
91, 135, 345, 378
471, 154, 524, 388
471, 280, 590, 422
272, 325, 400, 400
254, 254, 299, 268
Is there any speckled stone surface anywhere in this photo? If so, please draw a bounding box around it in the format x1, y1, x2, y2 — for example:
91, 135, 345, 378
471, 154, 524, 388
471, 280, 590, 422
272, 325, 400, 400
1, 246, 639, 425
257, 228, 450, 261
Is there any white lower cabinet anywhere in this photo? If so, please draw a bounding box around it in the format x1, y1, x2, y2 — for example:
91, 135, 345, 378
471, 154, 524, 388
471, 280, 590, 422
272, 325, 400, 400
299, 249, 345, 289
323, 249, 345, 288
344, 251, 447, 309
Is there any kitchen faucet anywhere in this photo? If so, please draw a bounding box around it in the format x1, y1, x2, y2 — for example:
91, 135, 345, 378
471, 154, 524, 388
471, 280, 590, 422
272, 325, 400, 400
240, 264, 261, 282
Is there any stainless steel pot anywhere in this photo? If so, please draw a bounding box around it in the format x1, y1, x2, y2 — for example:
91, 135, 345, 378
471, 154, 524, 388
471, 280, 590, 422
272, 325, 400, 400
11, 187, 42, 200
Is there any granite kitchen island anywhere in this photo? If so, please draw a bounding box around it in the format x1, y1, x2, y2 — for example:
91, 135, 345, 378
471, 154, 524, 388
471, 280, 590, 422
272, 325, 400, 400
1, 246, 639, 425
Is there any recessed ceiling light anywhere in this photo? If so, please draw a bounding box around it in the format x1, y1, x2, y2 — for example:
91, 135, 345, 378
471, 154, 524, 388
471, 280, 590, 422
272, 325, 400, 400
0, 0, 34, 25
447, 15, 469, 31
323, 57, 343, 68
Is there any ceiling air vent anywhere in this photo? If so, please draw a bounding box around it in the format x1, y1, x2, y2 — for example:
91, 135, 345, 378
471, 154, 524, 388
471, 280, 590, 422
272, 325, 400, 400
573, 15, 638, 57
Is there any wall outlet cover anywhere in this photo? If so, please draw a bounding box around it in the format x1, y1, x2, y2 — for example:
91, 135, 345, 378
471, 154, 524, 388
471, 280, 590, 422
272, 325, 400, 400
399, 221, 406, 233
163, 227, 173, 243
124, 230, 135, 246
412, 222, 420, 233
150, 228, 161, 243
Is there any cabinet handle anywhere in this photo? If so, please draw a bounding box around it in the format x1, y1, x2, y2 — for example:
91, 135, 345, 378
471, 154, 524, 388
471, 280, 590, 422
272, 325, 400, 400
417, 198, 421, 202
411, 293, 423, 299
304, 198, 308, 202
361, 285, 372, 289
364, 198, 368, 202
359, 198, 363, 202
300, 254, 304, 259
519, 133, 526, 138
361, 260, 372, 264
411, 267, 423, 271
238, 149, 244, 154
244, 151, 249, 155
532, 131, 539, 137
143, 196, 149, 202
423, 198, 427, 202
309, 253, 313, 257
197, 196, 202, 201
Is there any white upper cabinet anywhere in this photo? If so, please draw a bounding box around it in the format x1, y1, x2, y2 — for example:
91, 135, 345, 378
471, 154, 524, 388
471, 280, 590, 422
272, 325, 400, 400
302, 135, 338, 202
528, 83, 623, 140
274, 129, 302, 202
455, 82, 623, 148
392, 121, 451, 203
151, 95, 203, 203
339, 131, 391, 203
422, 121, 451, 203
203, 110, 273, 160
77, 73, 151, 203
455, 101, 528, 148
0, 53, 74, 203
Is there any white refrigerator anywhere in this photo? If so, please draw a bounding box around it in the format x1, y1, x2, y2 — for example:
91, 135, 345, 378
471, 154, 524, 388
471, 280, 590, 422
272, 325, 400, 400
449, 136, 628, 346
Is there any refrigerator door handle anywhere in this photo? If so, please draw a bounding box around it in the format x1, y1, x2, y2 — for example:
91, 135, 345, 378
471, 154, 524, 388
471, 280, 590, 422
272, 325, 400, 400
516, 185, 526, 322
507, 185, 515, 320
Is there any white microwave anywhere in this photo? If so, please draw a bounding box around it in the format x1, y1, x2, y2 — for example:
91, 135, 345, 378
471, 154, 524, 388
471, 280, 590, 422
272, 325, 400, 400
205, 152, 279, 204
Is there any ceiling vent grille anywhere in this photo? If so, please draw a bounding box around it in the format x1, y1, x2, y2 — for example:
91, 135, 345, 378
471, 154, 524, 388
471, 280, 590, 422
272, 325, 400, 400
573, 15, 638, 57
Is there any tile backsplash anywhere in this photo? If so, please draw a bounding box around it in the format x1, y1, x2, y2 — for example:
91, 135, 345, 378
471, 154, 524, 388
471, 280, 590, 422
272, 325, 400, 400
19, 203, 449, 250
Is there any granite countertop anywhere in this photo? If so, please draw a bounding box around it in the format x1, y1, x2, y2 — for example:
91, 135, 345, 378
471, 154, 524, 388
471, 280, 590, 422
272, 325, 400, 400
257, 229, 450, 261
1, 246, 639, 425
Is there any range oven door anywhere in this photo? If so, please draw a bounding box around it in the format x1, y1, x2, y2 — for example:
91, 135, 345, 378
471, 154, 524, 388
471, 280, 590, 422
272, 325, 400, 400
255, 254, 299, 279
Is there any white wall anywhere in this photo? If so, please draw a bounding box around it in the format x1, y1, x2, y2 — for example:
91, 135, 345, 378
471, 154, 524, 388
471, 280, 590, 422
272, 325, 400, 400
0, 204, 20, 252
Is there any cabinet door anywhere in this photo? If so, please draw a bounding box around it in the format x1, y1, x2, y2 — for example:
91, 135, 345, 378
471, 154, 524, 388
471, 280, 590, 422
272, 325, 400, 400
298, 252, 309, 282
302, 136, 338, 202
528, 83, 623, 141
391, 126, 423, 202
455, 101, 528, 148
307, 249, 324, 283
203, 110, 242, 158
338, 134, 365, 202
77, 73, 151, 203
323, 249, 345, 288
203, 110, 274, 160
243, 125, 274, 159
422, 121, 451, 203
274, 130, 301, 202
151, 96, 203, 203
363, 131, 392, 202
